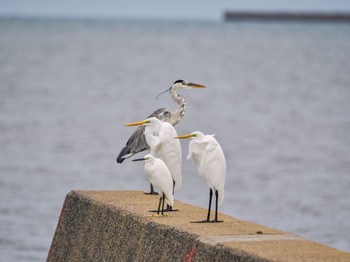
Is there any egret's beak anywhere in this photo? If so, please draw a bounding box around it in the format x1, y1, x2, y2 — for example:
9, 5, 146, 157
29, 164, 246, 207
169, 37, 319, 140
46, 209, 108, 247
132, 158, 145, 162
175, 133, 196, 139
125, 120, 149, 126
187, 82, 206, 88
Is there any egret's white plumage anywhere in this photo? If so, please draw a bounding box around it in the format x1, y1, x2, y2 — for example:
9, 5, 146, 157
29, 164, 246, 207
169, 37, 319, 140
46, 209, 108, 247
133, 154, 174, 214
187, 131, 226, 204
177, 131, 226, 222
126, 117, 182, 192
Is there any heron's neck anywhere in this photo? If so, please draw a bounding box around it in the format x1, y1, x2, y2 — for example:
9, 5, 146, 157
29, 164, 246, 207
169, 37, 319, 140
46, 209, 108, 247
170, 88, 186, 126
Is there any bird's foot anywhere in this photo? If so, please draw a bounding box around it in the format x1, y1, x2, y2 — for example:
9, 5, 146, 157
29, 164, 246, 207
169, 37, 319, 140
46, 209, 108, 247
163, 208, 179, 212
164, 205, 179, 212
210, 219, 223, 223
191, 219, 211, 223
148, 209, 168, 213
143, 190, 159, 195
191, 219, 223, 223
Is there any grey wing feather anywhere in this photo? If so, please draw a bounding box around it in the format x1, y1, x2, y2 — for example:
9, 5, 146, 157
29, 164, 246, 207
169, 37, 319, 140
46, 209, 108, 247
148, 107, 171, 122
116, 108, 169, 163
148, 108, 167, 117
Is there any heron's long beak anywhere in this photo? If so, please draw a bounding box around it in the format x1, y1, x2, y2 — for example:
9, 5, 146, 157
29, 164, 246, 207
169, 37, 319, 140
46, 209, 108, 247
125, 120, 149, 126
175, 133, 195, 139
187, 82, 206, 88
132, 158, 145, 161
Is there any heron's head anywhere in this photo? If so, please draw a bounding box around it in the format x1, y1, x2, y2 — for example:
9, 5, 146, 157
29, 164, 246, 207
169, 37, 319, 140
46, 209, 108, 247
171, 79, 206, 91
156, 79, 206, 100
175, 131, 205, 139
125, 117, 160, 127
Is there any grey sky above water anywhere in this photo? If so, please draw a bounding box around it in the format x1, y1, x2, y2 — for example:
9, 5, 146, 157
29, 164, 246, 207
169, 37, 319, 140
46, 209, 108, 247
1, 0, 350, 20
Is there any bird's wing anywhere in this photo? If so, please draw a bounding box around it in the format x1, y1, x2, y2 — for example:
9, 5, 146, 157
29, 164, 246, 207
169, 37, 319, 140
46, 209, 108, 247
147, 159, 174, 206
116, 126, 149, 162
148, 107, 171, 122
158, 123, 182, 191
203, 138, 226, 177
203, 137, 226, 205
148, 107, 166, 117
187, 139, 209, 183
116, 108, 168, 163
156, 164, 174, 207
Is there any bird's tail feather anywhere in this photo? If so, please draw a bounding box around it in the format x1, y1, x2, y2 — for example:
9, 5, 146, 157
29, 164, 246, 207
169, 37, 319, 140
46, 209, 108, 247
116, 146, 130, 163
166, 193, 174, 207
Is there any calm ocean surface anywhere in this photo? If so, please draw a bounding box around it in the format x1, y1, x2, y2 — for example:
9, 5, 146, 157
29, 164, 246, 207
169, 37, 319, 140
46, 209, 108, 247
0, 18, 349, 260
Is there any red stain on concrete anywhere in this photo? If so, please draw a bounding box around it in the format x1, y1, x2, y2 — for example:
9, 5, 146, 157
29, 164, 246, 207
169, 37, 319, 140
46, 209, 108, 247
184, 247, 196, 262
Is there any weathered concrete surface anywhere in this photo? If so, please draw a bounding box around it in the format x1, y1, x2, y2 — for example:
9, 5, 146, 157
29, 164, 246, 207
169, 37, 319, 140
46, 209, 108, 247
48, 190, 350, 261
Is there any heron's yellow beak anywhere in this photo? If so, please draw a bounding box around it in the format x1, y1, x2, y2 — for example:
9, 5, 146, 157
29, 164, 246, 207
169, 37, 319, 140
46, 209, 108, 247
175, 133, 196, 139
188, 83, 206, 88
125, 120, 149, 126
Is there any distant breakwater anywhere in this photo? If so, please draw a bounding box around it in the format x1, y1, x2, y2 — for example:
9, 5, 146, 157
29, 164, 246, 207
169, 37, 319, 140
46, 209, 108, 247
224, 11, 350, 22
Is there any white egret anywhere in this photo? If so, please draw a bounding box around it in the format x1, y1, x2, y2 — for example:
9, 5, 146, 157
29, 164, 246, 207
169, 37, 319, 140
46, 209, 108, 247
116, 79, 205, 163
133, 154, 174, 215
125, 117, 182, 195
176, 131, 226, 222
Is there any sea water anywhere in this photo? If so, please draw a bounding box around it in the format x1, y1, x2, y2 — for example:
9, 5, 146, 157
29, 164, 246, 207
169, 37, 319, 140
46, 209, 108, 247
0, 18, 350, 261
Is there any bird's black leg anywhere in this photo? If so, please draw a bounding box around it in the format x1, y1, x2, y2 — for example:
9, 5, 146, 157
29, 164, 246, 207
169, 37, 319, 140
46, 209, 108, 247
152, 183, 160, 195
166, 204, 173, 211
207, 188, 213, 222
190, 188, 214, 223
212, 190, 223, 223
166, 180, 176, 211
161, 193, 165, 216
214, 190, 219, 222
144, 183, 159, 195
157, 195, 162, 215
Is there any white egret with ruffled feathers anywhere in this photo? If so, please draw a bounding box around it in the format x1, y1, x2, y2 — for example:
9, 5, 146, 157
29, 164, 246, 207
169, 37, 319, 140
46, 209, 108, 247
176, 131, 226, 222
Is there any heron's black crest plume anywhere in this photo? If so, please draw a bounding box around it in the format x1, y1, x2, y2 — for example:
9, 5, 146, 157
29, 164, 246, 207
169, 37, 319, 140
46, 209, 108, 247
173, 79, 184, 84
156, 87, 171, 100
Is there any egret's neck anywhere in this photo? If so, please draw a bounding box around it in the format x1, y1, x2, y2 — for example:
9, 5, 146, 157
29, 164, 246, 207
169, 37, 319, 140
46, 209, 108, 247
144, 121, 162, 151
145, 120, 162, 136
170, 88, 186, 126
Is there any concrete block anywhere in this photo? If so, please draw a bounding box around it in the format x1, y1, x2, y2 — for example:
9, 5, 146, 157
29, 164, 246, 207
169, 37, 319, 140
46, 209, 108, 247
48, 191, 350, 261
